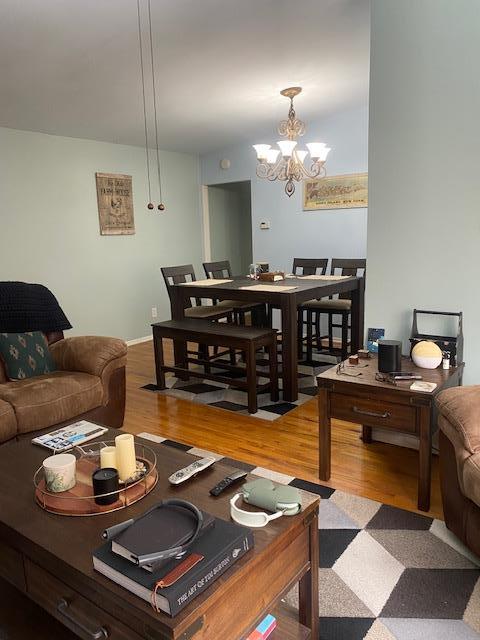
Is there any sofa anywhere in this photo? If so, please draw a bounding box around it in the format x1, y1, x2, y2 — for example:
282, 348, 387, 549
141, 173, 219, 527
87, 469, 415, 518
0, 333, 127, 444
436, 386, 480, 557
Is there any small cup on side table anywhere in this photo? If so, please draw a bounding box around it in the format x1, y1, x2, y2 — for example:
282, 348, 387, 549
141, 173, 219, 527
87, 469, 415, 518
92, 468, 120, 506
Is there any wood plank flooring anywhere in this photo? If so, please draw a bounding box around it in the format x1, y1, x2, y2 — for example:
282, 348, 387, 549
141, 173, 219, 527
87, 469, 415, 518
124, 340, 443, 519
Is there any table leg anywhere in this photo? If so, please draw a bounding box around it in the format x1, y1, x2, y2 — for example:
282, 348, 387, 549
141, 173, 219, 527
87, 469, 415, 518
281, 296, 298, 402
318, 387, 331, 481
362, 425, 373, 443
299, 509, 319, 638
153, 333, 166, 389
171, 288, 188, 380
350, 276, 365, 354
418, 406, 432, 511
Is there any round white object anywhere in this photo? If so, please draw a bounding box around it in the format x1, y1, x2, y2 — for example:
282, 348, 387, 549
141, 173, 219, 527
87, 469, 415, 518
220, 158, 231, 170
43, 453, 76, 492
411, 341, 442, 369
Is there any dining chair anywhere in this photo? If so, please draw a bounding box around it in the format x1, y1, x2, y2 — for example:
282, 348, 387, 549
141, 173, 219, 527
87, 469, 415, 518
203, 260, 266, 326
302, 258, 366, 361
160, 264, 234, 371
293, 259, 329, 358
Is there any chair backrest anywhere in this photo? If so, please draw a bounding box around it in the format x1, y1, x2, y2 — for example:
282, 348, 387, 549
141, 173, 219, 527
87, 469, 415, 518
331, 258, 366, 299
203, 260, 232, 279
292, 258, 328, 276
160, 264, 199, 308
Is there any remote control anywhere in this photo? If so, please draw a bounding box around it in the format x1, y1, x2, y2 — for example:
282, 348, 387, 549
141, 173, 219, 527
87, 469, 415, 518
209, 470, 248, 496
168, 457, 216, 485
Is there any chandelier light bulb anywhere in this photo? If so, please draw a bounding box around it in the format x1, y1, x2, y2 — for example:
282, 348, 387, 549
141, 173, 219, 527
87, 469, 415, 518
277, 140, 297, 157
265, 149, 280, 164
253, 144, 271, 161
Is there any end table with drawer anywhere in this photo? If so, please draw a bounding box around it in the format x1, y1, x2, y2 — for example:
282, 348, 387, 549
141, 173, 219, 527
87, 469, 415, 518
317, 356, 464, 512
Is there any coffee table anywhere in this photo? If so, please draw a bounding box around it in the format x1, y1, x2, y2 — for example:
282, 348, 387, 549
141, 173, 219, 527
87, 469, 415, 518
0, 429, 319, 640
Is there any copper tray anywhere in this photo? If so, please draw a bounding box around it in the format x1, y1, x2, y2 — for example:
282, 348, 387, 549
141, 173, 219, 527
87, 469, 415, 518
34, 440, 158, 516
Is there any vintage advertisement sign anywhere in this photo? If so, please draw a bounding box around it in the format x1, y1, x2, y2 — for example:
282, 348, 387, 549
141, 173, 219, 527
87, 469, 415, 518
303, 173, 368, 211
96, 172, 135, 235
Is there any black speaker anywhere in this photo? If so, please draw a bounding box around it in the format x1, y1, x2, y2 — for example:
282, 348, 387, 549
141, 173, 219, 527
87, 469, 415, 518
378, 339, 402, 373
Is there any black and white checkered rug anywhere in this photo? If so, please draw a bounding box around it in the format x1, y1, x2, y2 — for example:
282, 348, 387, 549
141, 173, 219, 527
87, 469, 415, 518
139, 432, 480, 640
141, 352, 335, 420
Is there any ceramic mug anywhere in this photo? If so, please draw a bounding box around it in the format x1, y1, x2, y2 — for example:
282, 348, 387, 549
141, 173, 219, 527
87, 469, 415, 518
43, 453, 76, 492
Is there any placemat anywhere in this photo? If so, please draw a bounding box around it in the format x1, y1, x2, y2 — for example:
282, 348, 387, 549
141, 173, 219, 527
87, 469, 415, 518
178, 279, 233, 286
239, 284, 297, 292
299, 275, 352, 280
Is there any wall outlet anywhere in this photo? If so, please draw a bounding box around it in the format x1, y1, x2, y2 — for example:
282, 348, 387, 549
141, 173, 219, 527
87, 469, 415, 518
151, 306, 158, 318
259, 220, 271, 230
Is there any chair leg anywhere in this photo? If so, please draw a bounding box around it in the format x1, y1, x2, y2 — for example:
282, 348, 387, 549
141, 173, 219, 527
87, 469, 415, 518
297, 309, 304, 359
327, 313, 334, 353
153, 335, 166, 389
315, 312, 321, 352
306, 310, 313, 362
268, 340, 279, 402
341, 312, 349, 361
199, 343, 210, 374
246, 342, 258, 414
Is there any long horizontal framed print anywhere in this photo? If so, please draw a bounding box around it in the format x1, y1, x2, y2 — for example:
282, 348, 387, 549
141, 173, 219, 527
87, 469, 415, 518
96, 172, 135, 235
303, 172, 368, 211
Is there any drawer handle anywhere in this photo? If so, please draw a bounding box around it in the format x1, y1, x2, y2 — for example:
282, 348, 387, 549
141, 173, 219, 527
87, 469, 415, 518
57, 598, 108, 640
352, 406, 390, 419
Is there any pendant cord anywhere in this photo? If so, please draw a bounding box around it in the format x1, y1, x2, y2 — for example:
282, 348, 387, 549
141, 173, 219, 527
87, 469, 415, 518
147, 0, 163, 204
136, 0, 152, 205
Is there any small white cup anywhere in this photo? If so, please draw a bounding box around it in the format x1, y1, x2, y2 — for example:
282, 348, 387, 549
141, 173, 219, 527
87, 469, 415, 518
43, 453, 76, 493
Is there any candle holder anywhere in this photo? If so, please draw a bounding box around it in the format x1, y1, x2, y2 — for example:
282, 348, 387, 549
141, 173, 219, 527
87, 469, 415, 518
33, 440, 157, 516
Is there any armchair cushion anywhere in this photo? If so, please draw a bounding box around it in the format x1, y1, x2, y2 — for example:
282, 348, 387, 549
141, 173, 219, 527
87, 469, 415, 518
50, 336, 127, 377
0, 332, 56, 380
436, 385, 480, 455
0, 371, 103, 434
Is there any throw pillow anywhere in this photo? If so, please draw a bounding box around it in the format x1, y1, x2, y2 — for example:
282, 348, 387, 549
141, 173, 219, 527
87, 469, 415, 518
0, 332, 57, 380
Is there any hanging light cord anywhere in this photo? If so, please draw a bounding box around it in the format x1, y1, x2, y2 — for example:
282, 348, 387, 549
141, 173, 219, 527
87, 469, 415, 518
147, 0, 164, 209
136, 0, 153, 208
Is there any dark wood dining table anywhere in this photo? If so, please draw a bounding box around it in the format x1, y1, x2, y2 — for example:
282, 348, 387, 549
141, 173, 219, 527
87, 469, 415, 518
169, 275, 365, 402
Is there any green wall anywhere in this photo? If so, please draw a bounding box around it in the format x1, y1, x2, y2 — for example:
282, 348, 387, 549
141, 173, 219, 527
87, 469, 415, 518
0, 127, 202, 341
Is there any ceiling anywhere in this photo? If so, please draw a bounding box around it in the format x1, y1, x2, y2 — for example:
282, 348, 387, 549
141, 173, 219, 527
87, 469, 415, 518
0, 0, 370, 154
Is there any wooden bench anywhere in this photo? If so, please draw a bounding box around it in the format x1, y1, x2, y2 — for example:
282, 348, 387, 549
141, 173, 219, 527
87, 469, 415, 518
152, 319, 279, 413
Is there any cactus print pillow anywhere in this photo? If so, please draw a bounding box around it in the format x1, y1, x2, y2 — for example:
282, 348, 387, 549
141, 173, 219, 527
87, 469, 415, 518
0, 332, 56, 380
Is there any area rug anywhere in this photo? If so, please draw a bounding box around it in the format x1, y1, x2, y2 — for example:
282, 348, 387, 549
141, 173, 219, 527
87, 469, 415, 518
141, 351, 335, 421
139, 432, 480, 640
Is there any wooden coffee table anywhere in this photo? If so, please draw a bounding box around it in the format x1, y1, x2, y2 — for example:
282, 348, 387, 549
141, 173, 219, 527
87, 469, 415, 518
317, 355, 464, 512
0, 429, 319, 640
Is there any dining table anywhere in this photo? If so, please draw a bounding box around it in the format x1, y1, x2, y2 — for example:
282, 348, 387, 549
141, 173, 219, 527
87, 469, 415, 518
169, 275, 365, 402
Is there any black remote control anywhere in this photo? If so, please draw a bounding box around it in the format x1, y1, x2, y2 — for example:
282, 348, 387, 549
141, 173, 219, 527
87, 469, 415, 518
209, 470, 248, 496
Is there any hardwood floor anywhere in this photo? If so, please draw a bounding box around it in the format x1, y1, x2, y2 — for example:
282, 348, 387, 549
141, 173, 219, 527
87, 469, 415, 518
124, 339, 443, 519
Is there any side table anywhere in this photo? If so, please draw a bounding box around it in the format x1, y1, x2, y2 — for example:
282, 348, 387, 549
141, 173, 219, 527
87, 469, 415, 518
317, 356, 464, 511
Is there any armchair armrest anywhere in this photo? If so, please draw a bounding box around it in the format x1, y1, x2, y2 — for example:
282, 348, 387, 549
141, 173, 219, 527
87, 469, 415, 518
436, 386, 480, 455
50, 336, 127, 377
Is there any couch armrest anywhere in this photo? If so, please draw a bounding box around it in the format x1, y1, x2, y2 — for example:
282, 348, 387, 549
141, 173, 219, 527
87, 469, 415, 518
436, 386, 480, 455
50, 336, 127, 377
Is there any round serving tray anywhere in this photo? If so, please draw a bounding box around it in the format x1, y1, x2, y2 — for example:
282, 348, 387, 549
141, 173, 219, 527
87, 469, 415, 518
34, 440, 158, 516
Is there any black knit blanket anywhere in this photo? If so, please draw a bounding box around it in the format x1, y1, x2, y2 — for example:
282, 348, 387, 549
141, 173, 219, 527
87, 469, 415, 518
0, 282, 72, 333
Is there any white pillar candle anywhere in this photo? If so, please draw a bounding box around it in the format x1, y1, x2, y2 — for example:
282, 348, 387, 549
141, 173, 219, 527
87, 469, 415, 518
100, 446, 117, 470
115, 433, 136, 482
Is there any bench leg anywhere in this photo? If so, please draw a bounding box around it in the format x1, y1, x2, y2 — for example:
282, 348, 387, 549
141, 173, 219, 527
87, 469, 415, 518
153, 335, 166, 389
246, 343, 258, 414
199, 343, 210, 374
268, 341, 279, 402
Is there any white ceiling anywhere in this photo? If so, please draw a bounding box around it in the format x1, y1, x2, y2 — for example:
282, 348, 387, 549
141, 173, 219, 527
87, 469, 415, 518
0, 0, 370, 154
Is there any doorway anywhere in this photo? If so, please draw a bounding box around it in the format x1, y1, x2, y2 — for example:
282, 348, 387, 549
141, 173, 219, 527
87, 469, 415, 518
203, 180, 253, 275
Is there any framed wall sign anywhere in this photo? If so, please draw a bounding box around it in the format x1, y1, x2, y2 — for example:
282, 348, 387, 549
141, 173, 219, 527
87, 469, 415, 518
95, 172, 135, 235
303, 172, 368, 211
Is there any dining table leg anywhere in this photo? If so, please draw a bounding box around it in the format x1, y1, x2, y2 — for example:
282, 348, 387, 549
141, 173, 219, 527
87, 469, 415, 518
280, 295, 298, 402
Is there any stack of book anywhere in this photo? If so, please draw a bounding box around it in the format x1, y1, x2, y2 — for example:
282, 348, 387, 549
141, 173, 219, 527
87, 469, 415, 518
93, 503, 254, 616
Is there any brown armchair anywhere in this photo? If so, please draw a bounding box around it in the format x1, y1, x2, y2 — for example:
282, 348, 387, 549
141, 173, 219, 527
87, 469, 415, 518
0, 334, 127, 444
436, 386, 480, 557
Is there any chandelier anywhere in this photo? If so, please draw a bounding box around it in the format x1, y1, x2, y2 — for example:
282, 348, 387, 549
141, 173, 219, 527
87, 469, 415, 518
253, 87, 331, 197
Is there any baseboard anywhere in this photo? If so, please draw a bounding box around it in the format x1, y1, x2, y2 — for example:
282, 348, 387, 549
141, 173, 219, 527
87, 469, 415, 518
126, 335, 152, 346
